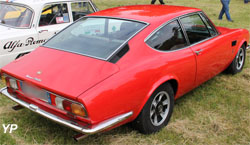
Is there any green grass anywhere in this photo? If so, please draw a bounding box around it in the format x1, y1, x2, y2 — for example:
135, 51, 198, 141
0, 0, 250, 144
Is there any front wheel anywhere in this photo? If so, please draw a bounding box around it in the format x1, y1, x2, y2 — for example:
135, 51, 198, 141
226, 45, 246, 74
132, 83, 174, 134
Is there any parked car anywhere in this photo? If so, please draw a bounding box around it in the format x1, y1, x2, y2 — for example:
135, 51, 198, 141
0, 5, 249, 140
0, 0, 98, 68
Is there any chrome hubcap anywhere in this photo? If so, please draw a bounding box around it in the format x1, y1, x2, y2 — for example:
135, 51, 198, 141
236, 48, 244, 70
150, 91, 170, 126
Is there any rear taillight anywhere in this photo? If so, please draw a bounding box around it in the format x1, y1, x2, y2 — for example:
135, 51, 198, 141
9, 78, 18, 90
1, 74, 6, 84
52, 94, 87, 118
1, 74, 12, 89
62, 100, 72, 112
71, 103, 86, 117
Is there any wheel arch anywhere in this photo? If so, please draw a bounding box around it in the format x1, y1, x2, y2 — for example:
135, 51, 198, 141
237, 39, 248, 52
230, 39, 248, 62
133, 75, 179, 119
242, 41, 247, 49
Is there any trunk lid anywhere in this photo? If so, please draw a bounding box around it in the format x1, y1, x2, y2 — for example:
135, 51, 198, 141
1, 47, 119, 100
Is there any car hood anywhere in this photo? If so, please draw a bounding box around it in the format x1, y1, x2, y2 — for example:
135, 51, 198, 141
1, 47, 119, 100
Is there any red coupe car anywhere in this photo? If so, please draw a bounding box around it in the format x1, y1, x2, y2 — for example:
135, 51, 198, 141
0, 5, 249, 140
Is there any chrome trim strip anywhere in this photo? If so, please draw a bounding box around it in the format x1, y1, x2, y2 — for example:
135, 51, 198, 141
85, 16, 149, 25
44, 46, 108, 61
0, 87, 5, 93
178, 17, 190, 45
145, 35, 218, 54
144, 18, 176, 43
0, 87, 133, 134
198, 12, 219, 35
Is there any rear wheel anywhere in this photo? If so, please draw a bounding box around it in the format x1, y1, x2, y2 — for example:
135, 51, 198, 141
226, 45, 246, 74
132, 83, 174, 134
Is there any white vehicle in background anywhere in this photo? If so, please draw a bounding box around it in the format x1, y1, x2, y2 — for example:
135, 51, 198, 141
0, 0, 98, 67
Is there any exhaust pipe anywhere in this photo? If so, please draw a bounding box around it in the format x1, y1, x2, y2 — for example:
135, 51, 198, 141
12, 105, 24, 111
73, 133, 88, 141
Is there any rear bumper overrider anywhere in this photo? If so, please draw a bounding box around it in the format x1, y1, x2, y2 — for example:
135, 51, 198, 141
0, 87, 133, 135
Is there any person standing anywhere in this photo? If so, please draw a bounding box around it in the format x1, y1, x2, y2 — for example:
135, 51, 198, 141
219, 0, 233, 22
151, 0, 165, 5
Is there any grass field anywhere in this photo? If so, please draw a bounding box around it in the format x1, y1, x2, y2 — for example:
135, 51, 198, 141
0, 0, 250, 144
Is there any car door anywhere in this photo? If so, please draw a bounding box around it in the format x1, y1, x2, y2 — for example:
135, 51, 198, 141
37, 3, 71, 42
146, 20, 197, 97
179, 13, 231, 86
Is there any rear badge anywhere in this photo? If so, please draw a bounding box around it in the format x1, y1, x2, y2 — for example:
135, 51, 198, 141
37, 71, 42, 75
26, 75, 42, 82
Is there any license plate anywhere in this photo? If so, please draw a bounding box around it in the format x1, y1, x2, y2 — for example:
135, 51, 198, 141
21, 82, 49, 102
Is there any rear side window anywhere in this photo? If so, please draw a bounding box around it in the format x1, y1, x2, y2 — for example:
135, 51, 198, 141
146, 20, 188, 51
180, 14, 211, 44
200, 13, 217, 36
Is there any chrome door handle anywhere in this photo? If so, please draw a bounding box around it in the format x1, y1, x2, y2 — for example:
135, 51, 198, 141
39, 30, 48, 33
195, 49, 203, 55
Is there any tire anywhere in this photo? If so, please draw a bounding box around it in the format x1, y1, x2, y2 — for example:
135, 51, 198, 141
132, 83, 174, 134
226, 45, 246, 75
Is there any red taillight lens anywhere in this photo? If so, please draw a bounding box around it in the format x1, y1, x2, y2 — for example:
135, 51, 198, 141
49, 93, 57, 106
6, 77, 10, 88
63, 100, 72, 112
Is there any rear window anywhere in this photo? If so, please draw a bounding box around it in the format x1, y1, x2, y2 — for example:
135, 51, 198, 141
44, 17, 146, 60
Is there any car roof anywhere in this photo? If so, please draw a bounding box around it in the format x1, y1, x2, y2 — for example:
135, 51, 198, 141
0, 0, 91, 7
89, 5, 201, 24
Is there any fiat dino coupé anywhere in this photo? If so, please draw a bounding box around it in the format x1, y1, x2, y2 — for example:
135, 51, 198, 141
0, 5, 249, 140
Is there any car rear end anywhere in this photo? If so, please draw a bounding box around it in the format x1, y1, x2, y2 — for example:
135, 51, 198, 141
0, 71, 91, 128
0, 64, 133, 137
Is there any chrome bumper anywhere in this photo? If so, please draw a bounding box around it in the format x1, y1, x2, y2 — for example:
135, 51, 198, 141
0, 87, 133, 135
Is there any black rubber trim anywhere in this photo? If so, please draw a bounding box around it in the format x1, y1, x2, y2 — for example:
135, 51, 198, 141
109, 44, 130, 63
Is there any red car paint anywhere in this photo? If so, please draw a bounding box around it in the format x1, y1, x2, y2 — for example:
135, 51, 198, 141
1, 5, 249, 129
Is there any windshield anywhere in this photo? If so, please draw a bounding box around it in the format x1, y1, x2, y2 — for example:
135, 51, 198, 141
0, 3, 33, 28
44, 17, 146, 60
